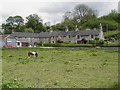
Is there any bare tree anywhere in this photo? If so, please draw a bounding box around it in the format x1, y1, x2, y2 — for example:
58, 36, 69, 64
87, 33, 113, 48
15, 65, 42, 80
73, 4, 97, 23
63, 11, 73, 21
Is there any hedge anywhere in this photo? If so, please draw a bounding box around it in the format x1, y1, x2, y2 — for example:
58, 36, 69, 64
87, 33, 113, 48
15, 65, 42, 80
37, 43, 120, 47
102, 43, 120, 47
37, 43, 92, 47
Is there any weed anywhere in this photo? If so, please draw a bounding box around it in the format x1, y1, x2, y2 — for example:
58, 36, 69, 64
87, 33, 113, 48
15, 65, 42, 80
76, 63, 79, 65
102, 62, 107, 66
54, 81, 59, 85
64, 61, 71, 64
66, 69, 73, 72
2, 79, 24, 88
112, 82, 120, 88
91, 52, 98, 56
8, 55, 13, 57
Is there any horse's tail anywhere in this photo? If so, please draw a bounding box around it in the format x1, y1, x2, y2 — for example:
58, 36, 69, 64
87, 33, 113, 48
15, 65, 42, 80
28, 51, 30, 56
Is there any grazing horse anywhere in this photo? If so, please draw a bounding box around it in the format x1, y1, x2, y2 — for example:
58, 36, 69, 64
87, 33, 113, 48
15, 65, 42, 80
28, 51, 38, 57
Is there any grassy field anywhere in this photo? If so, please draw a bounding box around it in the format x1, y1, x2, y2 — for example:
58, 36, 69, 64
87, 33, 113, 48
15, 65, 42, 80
2, 48, 118, 88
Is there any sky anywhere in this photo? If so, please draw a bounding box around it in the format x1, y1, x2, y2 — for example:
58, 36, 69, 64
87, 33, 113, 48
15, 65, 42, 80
0, 0, 119, 25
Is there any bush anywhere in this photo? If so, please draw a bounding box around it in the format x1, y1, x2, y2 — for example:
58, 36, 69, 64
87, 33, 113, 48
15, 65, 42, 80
89, 40, 104, 46
2, 79, 23, 88
44, 43, 92, 47
44, 43, 61, 47
37, 43, 92, 47
89, 40, 96, 45
61, 43, 92, 47
37, 43, 43, 46
112, 82, 120, 88
102, 43, 120, 47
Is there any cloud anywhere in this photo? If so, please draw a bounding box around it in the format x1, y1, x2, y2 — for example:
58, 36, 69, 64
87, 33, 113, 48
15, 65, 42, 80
85, 2, 118, 16
38, 2, 78, 14
0, 1, 119, 25
118, 1, 120, 13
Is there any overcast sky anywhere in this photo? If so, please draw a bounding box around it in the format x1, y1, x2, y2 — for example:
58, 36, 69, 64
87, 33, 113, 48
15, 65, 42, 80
0, 0, 119, 25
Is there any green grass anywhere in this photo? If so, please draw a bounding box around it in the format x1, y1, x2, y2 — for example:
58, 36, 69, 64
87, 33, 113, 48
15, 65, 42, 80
2, 48, 118, 88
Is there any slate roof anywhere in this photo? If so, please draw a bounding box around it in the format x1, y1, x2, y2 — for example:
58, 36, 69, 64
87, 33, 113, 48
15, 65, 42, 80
39, 32, 51, 37
73, 30, 100, 36
11, 32, 40, 38
39, 30, 100, 37
10, 30, 100, 38
0, 34, 9, 41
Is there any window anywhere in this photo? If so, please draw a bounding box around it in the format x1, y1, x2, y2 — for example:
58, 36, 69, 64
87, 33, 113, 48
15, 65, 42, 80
17, 42, 20, 46
95, 35, 98, 38
68, 35, 70, 38
52, 41, 54, 43
91, 35, 94, 38
77, 35, 80, 39
58, 36, 61, 39
63, 35, 66, 38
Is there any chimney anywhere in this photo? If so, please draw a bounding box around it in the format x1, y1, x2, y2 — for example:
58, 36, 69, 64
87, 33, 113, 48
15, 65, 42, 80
99, 23, 104, 40
100, 23, 103, 31
75, 25, 79, 31
93, 28, 96, 30
49, 27, 53, 33
12, 29, 14, 33
65, 26, 69, 32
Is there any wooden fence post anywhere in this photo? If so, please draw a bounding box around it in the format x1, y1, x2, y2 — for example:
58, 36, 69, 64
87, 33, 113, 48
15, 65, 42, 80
38, 79, 40, 90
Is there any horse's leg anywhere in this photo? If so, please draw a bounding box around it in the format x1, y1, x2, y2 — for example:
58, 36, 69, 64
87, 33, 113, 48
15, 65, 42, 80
35, 53, 38, 57
28, 52, 30, 57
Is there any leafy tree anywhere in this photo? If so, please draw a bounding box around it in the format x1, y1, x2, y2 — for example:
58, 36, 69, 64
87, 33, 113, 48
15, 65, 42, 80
2, 16, 24, 34
100, 9, 119, 23
25, 14, 46, 33
51, 23, 65, 31
81, 19, 118, 31
24, 28, 34, 33
2, 23, 12, 34
61, 19, 77, 31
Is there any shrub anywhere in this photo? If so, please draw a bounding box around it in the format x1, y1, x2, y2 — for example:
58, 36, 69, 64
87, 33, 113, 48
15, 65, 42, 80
2, 79, 23, 88
44, 43, 61, 47
37, 43, 43, 46
102, 43, 120, 47
39, 43, 92, 47
89, 40, 96, 45
61, 43, 92, 47
112, 82, 120, 88
89, 40, 104, 46
66, 69, 73, 72
90, 52, 98, 56
37, 43, 92, 47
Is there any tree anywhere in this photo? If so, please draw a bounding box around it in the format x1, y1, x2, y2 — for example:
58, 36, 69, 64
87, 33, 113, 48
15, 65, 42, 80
2, 23, 12, 34
2, 16, 24, 34
63, 11, 72, 21
24, 28, 34, 33
61, 19, 77, 31
100, 9, 119, 22
73, 4, 97, 23
25, 14, 46, 33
